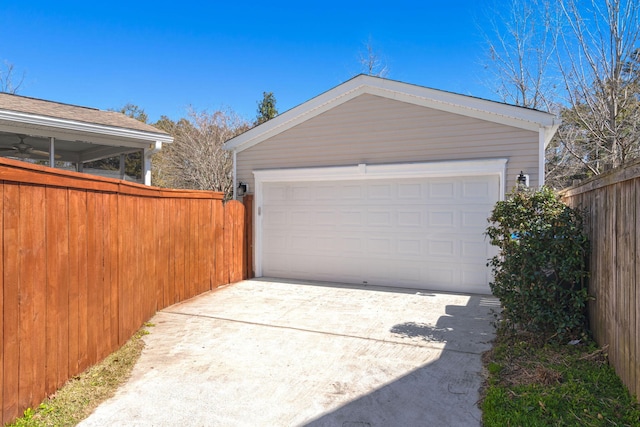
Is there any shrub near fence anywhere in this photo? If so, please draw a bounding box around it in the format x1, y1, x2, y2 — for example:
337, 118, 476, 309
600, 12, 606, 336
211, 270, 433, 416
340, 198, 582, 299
561, 159, 640, 402
0, 157, 246, 424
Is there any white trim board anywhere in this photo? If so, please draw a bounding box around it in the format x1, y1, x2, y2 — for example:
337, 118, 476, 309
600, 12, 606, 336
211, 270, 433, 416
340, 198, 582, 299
252, 158, 508, 278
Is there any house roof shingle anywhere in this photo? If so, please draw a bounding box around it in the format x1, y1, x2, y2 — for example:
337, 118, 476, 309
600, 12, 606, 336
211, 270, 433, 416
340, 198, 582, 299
0, 92, 167, 135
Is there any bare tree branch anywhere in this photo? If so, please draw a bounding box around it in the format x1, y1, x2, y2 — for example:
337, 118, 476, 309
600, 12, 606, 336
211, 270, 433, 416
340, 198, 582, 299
153, 109, 249, 199
358, 37, 389, 77
558, 0, 640, 170
481, 0, 560, 111
0, 61, 25, 94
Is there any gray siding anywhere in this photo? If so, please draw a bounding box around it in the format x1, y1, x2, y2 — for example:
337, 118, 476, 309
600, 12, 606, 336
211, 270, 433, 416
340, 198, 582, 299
237, 94, 540, 193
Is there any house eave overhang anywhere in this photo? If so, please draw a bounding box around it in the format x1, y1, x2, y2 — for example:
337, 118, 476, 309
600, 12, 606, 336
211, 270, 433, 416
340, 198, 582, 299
223, 75, 560, 154
0, 109, 174, 145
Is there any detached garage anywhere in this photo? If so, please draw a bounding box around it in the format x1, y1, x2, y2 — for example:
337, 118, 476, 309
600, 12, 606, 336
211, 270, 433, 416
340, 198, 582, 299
224, 75, 559, 294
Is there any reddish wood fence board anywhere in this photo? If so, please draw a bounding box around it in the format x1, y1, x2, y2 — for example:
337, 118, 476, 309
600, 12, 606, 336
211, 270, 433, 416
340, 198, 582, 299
0, 157, 248, 424
3, 184, 19, 424
0, 184, 3, 424
562, 159, 640, 402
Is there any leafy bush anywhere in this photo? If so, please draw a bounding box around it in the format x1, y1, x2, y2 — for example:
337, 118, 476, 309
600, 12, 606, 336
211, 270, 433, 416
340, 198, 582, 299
485, 186, 589, 340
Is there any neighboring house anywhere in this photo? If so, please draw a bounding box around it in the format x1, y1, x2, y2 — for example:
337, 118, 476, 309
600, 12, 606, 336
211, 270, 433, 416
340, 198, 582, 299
224, 75, 560, 294
0, 93, 172, 185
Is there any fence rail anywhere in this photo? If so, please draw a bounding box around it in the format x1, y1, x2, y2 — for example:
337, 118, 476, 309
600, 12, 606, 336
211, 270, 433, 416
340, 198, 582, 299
561, 159, 640, 401
0, 158, 246, 424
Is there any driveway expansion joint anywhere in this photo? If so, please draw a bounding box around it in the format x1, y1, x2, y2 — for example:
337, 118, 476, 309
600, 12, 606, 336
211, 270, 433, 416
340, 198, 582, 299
161, 309, 484, 356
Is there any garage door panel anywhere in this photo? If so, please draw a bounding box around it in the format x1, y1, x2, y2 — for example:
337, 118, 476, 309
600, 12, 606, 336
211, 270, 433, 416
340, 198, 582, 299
366, 237, 392, 254
397, 239, 422, 255
461, 240, 489, 258
367, 210, 392, 226
263, 233, 287, 251
398, 183, 422, 199
315, 210, 337, 225
461, 210, 492, 228
429, 182, 456, 199
424, 266, 455, 286
264, 185, 287, 201
368, 183, 393, 199
463, 181, 492, 198
397, 210, 422, 227
364, 263, 392, 282
340, 185, 363, 200
427, 239, 455, 257
315, 185, 336, 200
264, 207, 288, 226
339, 210, 363, 226
291, 210, 312, 225
428, 211, 455, 227
262, 175, 498, 293
341, 237, 363, 252
396, 263, 422, 282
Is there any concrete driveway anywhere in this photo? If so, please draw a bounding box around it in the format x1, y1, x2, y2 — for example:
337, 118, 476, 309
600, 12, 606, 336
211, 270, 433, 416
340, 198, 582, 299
79, 279, 498, 426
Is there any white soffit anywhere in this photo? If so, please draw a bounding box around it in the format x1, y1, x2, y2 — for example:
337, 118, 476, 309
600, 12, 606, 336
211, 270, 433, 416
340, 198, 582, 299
224, 75, 559, 153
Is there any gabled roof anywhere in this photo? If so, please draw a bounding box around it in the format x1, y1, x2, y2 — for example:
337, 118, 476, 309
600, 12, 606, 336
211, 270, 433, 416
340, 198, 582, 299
0, 92, 171, 143
224, 74, 560, 153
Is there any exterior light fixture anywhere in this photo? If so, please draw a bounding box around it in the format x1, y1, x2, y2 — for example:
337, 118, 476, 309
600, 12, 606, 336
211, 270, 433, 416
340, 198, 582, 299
237, 181, 248, 197
517, 171, 529, 189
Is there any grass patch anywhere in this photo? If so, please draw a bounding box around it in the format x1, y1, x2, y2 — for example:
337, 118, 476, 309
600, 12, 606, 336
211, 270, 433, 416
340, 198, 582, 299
7, 325, 152, 427
481, 327, 640, 426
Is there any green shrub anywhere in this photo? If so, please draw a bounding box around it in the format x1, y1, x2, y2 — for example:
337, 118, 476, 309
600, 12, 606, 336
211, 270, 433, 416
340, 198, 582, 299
485, 186, 589, 340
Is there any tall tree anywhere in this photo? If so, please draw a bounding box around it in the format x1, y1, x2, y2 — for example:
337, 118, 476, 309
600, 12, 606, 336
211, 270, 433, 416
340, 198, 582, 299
155, 108, 248, 198
483, 0, 640, 188
256, 92, 278, 125
558, 0, 640, 172
481, 0, 559, 111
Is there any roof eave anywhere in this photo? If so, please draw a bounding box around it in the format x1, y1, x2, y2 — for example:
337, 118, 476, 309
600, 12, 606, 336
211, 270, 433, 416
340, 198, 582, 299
0, 109, 173, 144
223, 75, 558, 154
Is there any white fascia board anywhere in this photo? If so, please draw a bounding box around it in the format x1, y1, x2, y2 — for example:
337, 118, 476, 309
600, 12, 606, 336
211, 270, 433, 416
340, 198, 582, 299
539, 130, 547, 187
232, 150, 237, 200
0, 110, 173, 144
225, 75, 558, 153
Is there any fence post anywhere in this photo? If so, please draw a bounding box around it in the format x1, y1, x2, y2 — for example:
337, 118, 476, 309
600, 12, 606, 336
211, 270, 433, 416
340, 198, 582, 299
243, 195, 254, 279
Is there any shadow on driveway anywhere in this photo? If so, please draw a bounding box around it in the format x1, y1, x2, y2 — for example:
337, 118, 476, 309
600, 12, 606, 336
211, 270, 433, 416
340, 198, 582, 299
304, 295, 499, 426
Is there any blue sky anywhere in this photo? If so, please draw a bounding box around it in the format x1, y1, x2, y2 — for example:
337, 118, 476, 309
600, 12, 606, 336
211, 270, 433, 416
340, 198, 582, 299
1, 1, 503, 123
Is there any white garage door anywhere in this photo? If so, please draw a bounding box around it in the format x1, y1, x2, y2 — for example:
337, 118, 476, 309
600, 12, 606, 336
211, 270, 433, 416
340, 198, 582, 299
260, 174, 499, 294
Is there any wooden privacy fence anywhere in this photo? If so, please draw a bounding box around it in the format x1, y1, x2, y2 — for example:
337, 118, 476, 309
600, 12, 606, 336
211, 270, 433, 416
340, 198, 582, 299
561, 159, 640, 401
0, 157, 247, 424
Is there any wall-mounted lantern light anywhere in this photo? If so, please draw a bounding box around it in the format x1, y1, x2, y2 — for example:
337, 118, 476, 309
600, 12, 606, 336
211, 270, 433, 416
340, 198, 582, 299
237, 181, 249, 197
517, 171, 529, 189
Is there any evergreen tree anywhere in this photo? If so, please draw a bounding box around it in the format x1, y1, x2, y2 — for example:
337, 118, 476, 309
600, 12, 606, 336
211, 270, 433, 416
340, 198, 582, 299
255, 92, 278, 125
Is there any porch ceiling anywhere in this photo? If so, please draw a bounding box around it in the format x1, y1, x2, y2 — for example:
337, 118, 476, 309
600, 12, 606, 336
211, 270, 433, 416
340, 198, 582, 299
0, 129, 144, 163
0, 92, 172, 165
